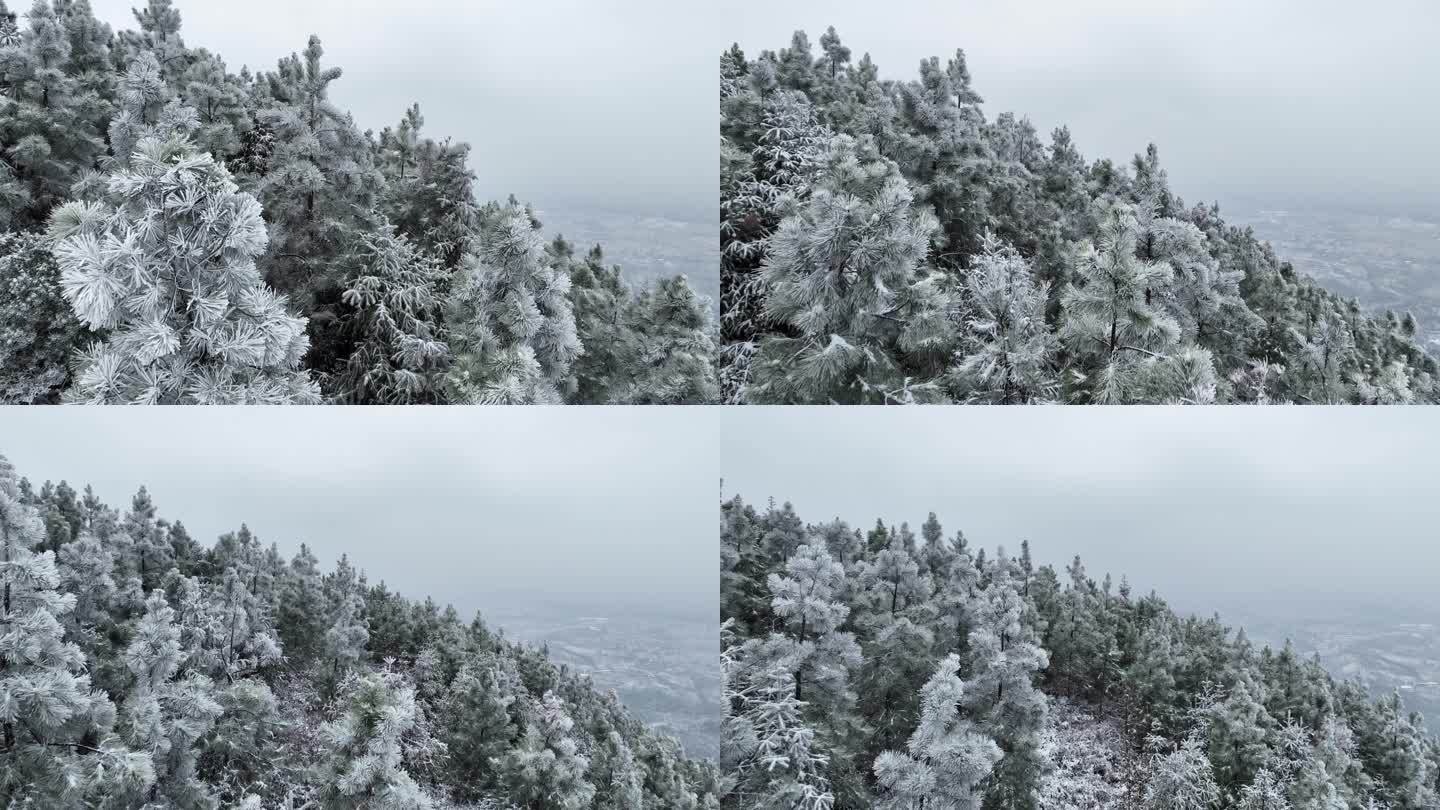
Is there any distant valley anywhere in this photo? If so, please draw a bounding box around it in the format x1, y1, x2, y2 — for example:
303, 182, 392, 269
1201, 598, 1440, 732
1229, 196, 1440, 351
540, 206, 719, 315
480, 604, 720, 761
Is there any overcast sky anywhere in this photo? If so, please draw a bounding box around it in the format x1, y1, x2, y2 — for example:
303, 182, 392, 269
88, 0, 717, 219
722, 407, 1440, 621
0, 408, 716, 620
724, 0, 1440, 211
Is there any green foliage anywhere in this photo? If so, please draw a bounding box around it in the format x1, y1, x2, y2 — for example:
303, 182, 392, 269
0, 452, 719, 808
0, 2, 714, 404
722, 494, 1440, 809
0, 230, 80, 401
720, 30, 1439, 403
445, 204, 581, 404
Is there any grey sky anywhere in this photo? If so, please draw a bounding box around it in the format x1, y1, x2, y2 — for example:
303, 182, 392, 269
722, 407, 1440, 621
0, 407, 717, 619
724, 0, 1440, 210
89, 0, 717, 219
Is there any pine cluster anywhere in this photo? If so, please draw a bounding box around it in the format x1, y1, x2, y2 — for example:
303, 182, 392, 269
0, 0, 717, 404
0, 451, 719, 808
720, 29, 1438, 404
720, 495, 1440, 808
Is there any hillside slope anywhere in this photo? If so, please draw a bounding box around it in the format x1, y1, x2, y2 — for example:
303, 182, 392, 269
0, 453, 718, 808
720, 495, 1440, 808
719, 29, 1438, 404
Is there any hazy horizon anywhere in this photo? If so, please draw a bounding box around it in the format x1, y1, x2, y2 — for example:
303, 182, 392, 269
722, 407, 1440, 624
0, 408, 718, 622
87, 0, 716, 222
723, 0, 1440, 215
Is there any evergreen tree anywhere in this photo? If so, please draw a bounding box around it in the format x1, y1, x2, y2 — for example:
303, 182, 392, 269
253, 35, 382, 322
48, 54, 319, 404
376, 103, 480, 271
749, 135, 953, 403
964, 568, 1049, 810
332, 225, 451, 404
614, 274, 718, 404
179, 48, 251, 160
872, 654, 1002, 810
0, 0, 109, 228
497, 690, 596, 810
764, 542, 861, 706
1144, 735, 1221, 810
0, 231, 81, 402
1058, 203, 1186, 403
317, 669, 436, 809
564, 241, 632, 404
720, 89, 828, 400
0, 454, 139, 805
722, 637, 834, 810
276, 543, 326, 666
949, 233, 1058, 403
120, 590, 224, 808
445, 204, 581, 404
440, 662, 516, 800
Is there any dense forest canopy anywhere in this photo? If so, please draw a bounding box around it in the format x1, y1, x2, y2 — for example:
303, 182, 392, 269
719, 28, 1438, 404
0, 451, 719, 807
720, 494, 1440, 808
0, 0, 717, 404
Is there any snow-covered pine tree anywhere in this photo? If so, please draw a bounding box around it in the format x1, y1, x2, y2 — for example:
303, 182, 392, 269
894, 48, 993, 268
595, 730, 645, 810
722, 647, 835, 810
377, 103, 481, 271
252, 35, 382, 312
963, 567, 1050, 810
119, 589, 224, 808
614, 274, 719, 404
332, 225, 451, 404
764, 541, 862, 704
749, 134, 953, 403
562, 241, 635, 404
872, 653, 1002, 810
720, 89, 829, 401
857, 531, 928, 618
1203, 672, 1276, 794
1139, 209, 1260, 373
317, 669, 436, 809
276, 543, 326, 666
1143, 734, 1221, 810
0, 0, 110, 228
179, 48, 252, 160
0, 454, 145, 805
948, 233, 1058, 403
0, 231, 81, 402
1057, 203, 1221, 404
47, 53, 319, 404
440, 662, 516, 800
325, 582, 369, 690
445, 203, 581, 404
497, 690, 596, 810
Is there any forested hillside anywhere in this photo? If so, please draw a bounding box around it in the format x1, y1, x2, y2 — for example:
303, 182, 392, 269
0, 0, 717, 405
720, 495, 1440, 808
719, 29, 1438, 404
0, 452, 719, 808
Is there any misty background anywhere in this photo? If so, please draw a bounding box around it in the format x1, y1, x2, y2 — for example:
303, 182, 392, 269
726, 1, 1440, 343
0, 407, 715, 615
722, 407, 1440, 717
0, 407, 719, 756
724, 0, 1440, 209
86, 0, 718, 301
722, 406, 1439, 617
